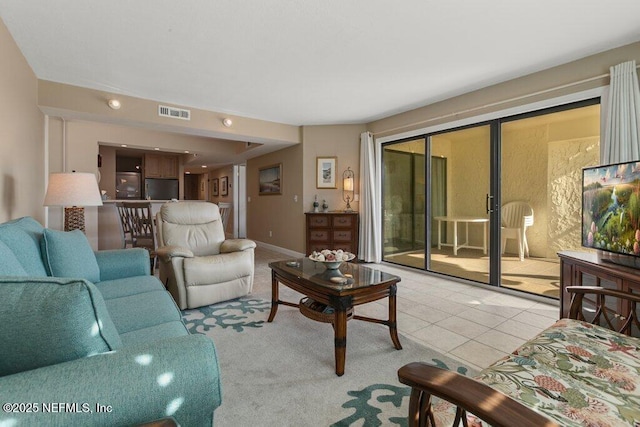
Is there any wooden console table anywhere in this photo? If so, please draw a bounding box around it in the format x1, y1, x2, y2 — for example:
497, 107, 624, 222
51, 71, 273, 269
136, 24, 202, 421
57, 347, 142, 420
558, 251, 640, 331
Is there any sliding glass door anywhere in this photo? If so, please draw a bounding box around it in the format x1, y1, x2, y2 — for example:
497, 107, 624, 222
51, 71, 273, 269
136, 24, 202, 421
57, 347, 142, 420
381, 99, 600, 299
429, 125, 492, 284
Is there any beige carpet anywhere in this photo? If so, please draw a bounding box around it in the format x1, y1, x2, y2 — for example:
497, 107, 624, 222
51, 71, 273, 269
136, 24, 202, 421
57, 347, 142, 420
182, 296, 476, 427
385, 249, 560, 298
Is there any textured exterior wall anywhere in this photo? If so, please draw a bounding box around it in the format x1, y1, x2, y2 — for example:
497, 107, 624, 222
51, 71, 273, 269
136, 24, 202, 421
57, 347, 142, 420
501, 125, 549, 257
548, 137, 600, 257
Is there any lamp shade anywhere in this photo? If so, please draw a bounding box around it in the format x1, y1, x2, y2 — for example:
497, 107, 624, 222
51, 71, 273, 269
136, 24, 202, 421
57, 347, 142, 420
343, 176, 354, 192
44, 172, 103, 207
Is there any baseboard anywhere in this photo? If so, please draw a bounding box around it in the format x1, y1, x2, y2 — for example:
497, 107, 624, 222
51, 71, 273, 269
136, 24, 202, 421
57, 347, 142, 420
254, 240, 304, 258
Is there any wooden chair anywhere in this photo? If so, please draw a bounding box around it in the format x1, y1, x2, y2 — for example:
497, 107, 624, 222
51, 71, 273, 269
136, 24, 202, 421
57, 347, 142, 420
121, 202, 157, 270
115, 202, 135, 248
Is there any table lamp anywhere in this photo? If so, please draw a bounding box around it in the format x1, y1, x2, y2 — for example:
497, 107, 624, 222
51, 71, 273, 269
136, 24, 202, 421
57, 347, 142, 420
342, 167, 354, 212
44, 172, 103, 232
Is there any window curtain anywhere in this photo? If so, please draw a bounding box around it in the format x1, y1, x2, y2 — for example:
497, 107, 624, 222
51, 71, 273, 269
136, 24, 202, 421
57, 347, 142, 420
601, 60, 640, 163
359, 131, 381, 262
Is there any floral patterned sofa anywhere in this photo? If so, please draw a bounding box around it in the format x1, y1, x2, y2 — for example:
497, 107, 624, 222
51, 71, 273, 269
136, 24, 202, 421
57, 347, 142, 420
399, 286, 640, 427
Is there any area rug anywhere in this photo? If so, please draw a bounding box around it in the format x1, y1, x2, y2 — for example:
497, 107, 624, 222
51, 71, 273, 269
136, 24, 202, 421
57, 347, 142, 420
182, 297, 476, 427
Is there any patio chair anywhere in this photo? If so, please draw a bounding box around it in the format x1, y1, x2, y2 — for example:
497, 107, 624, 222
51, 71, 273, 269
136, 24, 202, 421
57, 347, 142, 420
501, 201, 533, 261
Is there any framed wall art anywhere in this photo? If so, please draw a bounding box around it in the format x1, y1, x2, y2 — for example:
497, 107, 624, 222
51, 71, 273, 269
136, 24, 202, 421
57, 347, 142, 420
211, 178, 219, 196
259, 163, 282, 195
316, 156, 337, 189
221, 176, 229, 196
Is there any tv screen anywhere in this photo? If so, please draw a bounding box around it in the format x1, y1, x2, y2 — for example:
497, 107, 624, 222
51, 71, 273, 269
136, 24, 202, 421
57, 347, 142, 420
583, 160, 640, 257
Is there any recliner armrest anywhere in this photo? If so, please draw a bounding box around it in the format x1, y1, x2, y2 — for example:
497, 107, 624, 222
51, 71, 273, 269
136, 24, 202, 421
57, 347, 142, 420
156, 245, 194, 262
221, 238, 256, 253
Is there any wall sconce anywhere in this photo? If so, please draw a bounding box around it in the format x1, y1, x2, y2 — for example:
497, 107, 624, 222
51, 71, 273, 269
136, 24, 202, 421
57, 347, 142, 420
222, 118, 233, 127
342, 167, 354, 212
107, 99, 121, 110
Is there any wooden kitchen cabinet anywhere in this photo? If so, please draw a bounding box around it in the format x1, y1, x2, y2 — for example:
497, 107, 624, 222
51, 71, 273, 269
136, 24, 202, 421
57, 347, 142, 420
145, 154, 179, 178
305, 212, 359, 256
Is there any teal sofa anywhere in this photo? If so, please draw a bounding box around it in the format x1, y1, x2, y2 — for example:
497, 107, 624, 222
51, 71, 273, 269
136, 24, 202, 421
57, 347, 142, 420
0, 217, 222, 426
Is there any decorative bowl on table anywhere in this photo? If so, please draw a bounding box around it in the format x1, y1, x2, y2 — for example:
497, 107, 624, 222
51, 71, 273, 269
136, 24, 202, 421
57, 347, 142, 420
309, 249, 355, 269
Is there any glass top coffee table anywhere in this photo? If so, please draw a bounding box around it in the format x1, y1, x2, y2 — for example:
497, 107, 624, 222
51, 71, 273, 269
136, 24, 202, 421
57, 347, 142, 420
268, 258, 402, 376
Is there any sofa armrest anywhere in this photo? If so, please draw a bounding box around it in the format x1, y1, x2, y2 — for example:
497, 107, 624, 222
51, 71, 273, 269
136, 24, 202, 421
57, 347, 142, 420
0, 334, 221, 427
398, 363, 558, 427
95, 248, 150, 281
156, 245, 194, 262
221, 238, 256, 253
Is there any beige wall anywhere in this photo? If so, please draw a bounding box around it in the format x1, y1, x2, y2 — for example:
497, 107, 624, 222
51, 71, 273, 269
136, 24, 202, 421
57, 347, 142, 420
247, 144, 304, 252
0, 19, 44, 223
302, 124, 366, 214
368, 41, 640, 137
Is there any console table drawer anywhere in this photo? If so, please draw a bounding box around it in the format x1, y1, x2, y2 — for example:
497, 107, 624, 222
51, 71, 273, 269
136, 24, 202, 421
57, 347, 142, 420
333, 230, 352, 242
309, 215, 330, 227
333, 215, 353, 228
309, 230, 330, 242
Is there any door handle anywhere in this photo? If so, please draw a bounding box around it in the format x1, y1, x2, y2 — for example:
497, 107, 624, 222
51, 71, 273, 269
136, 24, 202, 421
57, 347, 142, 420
486, 194, 494, 214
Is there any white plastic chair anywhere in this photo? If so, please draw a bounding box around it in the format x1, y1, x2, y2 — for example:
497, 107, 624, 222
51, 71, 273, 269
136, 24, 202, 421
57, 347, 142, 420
218, 202, 232, 233
501, 201, 534, 261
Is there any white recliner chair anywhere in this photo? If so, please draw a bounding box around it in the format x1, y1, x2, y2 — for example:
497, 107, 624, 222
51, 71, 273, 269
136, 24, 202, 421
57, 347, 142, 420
156, 201, 256, 309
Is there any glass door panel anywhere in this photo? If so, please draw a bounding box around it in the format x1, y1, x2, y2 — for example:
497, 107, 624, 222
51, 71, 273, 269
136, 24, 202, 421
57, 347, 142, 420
429, 125, 491, 284
382, 138, 426, 268
500, 104, 600, 298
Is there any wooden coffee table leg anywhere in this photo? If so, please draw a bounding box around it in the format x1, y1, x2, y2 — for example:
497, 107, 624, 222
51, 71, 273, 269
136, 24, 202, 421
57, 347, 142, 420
334, 308, 348, 376
267, 271, 279, 322
389, 284, 402, 350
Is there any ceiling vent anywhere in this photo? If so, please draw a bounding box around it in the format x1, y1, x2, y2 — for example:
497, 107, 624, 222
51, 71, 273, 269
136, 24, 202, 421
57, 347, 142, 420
158, 105, 191, 120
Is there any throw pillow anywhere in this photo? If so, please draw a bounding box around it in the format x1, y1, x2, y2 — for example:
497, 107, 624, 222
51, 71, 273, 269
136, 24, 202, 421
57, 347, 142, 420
0, 277, 122, 376
40, 229, 100, 283
0, 240, 27, 276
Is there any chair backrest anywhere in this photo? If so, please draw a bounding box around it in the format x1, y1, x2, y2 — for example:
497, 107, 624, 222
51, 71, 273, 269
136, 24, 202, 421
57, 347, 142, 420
157, 202, 225, 256
501, 201, 534, 229
115, 202, 133, 247
121, 202, 156, 253
218, 202, 232, 232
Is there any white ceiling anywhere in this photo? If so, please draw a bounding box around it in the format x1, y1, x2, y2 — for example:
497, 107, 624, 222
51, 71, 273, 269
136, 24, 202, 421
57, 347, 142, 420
2, 1, 640, 128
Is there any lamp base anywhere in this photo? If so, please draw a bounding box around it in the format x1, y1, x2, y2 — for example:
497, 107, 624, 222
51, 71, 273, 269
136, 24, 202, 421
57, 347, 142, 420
64, 206, 86, 232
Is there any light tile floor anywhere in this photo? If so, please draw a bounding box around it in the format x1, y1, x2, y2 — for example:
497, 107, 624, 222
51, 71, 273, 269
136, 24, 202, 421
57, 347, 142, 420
253, 246, 559, 372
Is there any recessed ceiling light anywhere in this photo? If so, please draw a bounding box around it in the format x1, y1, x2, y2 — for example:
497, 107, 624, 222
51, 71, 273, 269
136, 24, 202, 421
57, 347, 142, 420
185, 171, 191, 174
184, 150, 190, 154
121, 144, 127, 147
201, 165, 208, 168
108, 99, 121, 110
154, 147, 160, 151
222, 118, 233, 127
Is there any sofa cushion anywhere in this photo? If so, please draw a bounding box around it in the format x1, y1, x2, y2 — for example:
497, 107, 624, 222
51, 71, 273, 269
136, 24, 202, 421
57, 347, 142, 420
119, 320, 188, 346
104, 290, 182, 335
0, 240, 27, 276
40, 229, 100, 283
94, 275, 165, 300
0, 217, 48, 276
0, 277, 122, 377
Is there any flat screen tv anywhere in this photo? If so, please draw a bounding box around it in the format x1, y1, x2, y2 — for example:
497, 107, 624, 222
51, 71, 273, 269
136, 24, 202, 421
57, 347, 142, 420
582, 160, 640, 258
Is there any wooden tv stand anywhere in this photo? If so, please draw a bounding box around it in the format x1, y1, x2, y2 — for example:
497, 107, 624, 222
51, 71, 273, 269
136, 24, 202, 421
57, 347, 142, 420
558, 250, 640, 321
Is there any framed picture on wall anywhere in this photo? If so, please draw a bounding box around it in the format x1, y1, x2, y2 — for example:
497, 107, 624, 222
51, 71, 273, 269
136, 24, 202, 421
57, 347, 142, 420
258, 164, 282, 195
221, 176, 229, 196
211, 178, 219, 196
316, 156, 337, 189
